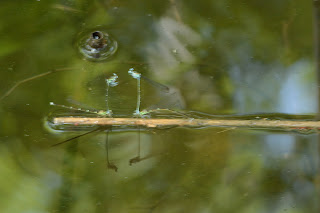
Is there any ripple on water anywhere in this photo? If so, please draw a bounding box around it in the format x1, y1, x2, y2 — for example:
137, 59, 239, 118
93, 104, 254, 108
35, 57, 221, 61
76, 29, 118, 61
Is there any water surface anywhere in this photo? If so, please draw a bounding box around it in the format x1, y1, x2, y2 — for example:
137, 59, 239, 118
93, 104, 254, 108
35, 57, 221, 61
0, 1, 318, 213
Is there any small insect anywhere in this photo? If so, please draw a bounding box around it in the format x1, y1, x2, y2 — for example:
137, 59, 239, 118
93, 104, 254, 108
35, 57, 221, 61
50, 73, 120, 171
50, 73, 119, 117
127, 68, 190, 164
128, 68, 143, 117
49, 68, 181, 170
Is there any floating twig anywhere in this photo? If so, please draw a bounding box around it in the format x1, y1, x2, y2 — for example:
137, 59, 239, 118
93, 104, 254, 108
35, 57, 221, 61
51, 117, 320, 133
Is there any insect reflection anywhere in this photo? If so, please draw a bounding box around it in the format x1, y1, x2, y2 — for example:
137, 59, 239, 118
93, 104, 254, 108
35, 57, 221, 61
50, 68, 177, 172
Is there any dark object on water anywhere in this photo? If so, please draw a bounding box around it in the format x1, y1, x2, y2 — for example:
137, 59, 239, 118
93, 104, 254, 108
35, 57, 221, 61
77, 30, 118, 61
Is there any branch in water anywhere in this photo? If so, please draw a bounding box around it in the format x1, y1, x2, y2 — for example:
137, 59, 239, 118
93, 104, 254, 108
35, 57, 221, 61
51, 117, 320, 133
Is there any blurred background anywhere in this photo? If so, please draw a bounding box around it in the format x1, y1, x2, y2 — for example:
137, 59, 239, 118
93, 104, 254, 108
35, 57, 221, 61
0, 0, 319, 212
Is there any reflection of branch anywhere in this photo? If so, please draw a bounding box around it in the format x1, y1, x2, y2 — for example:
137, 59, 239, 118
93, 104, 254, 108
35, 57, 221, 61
53, 117, 320, 131
52, 4, 83, 13
282, 9, 296, 52
0, 61, 209, 103
169, 0, 182, 23
0, 67, 76, 102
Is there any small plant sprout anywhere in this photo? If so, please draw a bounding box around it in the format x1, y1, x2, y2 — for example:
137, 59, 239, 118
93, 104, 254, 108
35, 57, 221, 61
105, 73, 118, 117
128, 68, 142, 116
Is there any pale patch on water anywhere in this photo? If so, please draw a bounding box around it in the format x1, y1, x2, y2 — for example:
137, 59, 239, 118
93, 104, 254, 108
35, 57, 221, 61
279, 60, 317, 114
146, 16, 202, 83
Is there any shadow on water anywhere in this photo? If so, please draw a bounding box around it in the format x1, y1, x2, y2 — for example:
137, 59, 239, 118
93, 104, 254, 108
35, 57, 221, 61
0, 0, 319, 212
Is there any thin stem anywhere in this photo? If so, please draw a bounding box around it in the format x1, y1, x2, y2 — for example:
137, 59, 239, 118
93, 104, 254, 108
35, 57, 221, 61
138, 128, 141, 157
0, 67, 75, 102
169, 0, 182, 23
106, 83, 110, 114
136, 77, 141, 115
128, 68, 142, 116
49, 102, 102, 115
140, 75, 170, 93
104, 73, 118, 117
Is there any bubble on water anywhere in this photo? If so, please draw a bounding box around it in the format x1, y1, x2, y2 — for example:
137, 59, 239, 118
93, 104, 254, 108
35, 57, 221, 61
76, 30, 118, 62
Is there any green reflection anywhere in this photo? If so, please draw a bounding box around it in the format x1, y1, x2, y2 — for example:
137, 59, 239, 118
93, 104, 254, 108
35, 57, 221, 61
0, 0, 318, 213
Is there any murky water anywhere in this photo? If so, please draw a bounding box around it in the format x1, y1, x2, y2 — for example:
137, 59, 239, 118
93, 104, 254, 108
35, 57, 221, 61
0, 1, 319, 213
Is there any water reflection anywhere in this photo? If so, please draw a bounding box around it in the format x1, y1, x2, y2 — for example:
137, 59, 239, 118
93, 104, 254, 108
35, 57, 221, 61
0, 0, 318, 213
146, 16, 202, 82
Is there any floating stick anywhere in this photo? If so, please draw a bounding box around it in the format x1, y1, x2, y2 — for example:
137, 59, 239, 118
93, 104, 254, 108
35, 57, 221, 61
51, 116, 320, 133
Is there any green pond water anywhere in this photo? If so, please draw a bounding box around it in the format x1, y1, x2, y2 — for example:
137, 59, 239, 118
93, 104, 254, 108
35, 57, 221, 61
0, 0, 319, 212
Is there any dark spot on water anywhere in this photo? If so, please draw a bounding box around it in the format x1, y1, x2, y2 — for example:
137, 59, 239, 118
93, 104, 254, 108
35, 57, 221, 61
76, 29, 118, 62
92, 31, 102, 39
